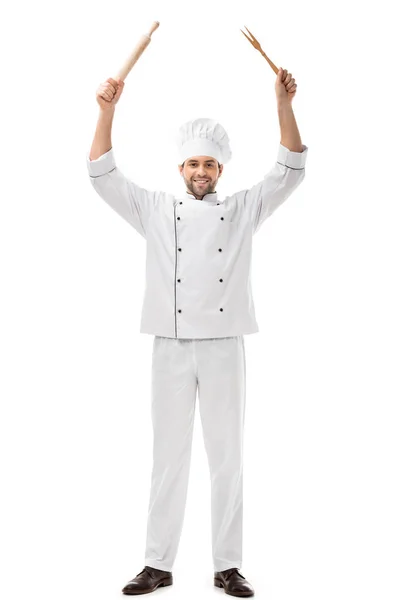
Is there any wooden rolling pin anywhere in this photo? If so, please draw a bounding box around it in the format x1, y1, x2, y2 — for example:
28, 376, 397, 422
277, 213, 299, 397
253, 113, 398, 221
116, 21, 160, 81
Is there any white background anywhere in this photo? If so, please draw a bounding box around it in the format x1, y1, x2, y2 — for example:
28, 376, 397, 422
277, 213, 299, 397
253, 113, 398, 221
1, 0, 399, 599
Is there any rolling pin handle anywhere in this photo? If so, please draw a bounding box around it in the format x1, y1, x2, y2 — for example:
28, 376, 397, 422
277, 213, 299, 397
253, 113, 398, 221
148, 21, 160, 36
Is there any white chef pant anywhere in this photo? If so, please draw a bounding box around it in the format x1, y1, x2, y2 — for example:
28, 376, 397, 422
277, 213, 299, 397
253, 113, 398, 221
144, 335, 246, 573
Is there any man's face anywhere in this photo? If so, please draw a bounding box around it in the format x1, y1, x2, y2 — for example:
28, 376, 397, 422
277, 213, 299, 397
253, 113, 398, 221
178, 156, 223, 199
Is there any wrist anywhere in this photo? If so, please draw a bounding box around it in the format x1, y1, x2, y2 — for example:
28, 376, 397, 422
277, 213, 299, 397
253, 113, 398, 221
98, 107, 116, 122
277, 101, 293, 112
99, 105, 116, 115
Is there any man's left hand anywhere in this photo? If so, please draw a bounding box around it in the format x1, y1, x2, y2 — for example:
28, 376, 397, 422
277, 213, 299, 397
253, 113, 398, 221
275, 68, 297, 106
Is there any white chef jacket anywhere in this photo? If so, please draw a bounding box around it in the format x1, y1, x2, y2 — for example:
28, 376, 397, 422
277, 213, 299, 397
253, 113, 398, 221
86, 142, 308, 338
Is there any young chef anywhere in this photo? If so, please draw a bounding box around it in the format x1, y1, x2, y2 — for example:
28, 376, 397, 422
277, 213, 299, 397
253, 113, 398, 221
87, 67, 308, 597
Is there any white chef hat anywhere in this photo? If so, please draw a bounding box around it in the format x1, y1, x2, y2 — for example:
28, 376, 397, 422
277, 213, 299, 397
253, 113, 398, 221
176, 117, 232, 164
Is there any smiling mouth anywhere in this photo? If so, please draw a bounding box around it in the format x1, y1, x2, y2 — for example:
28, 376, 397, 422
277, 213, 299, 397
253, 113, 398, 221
194, 180, 209, 185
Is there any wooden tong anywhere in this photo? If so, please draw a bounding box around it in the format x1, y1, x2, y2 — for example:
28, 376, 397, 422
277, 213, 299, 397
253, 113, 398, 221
240, 26, 278, 74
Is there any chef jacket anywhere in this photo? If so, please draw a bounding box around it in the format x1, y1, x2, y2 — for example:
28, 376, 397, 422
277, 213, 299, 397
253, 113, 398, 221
86, 142, 308, 338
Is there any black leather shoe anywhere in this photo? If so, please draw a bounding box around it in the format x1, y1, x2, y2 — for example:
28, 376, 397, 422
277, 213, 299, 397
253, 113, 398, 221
214, 567, 255, 597
122, 566, 173, 595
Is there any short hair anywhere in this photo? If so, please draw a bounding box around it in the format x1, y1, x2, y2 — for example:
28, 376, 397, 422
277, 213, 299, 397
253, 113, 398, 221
181, 159, 222, 168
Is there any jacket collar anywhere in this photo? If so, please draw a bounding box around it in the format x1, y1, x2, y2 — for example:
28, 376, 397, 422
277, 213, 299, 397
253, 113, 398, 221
185, 190, 219, 204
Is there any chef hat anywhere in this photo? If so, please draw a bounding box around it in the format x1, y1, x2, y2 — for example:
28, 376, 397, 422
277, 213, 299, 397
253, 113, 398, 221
176, 117, 232, 164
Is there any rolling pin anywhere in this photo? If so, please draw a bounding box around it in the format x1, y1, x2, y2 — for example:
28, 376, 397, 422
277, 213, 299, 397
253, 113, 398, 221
116, 21, 160, 81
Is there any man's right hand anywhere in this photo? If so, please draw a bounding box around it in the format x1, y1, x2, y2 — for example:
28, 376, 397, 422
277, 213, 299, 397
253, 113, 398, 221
96, 77, 125, 110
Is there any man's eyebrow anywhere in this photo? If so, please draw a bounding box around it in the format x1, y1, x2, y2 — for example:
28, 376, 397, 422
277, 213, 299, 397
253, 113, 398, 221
188, 159, 216, 163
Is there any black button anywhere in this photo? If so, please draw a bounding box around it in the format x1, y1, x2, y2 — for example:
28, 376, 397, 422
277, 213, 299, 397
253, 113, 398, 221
178, 309, 182, 313
179, 201, 183, 204
220, 217, 224, 220
217, 203, 220, 205
219, 278, 223, 282
220, 308, 223, 311
218, 248, 222, 252
177, 279, 181, 282
178, 248, 182, 251
177, 216, 181, 220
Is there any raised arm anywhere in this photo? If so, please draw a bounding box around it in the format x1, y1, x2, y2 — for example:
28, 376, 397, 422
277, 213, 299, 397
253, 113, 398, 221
87, 77, 159, 238
275, 67, 303, 152
241, 67, 308, 234
89, 78, 124, 160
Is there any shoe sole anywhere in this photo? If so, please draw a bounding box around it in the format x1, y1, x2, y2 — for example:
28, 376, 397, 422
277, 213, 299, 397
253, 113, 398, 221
214, 578, 254, 597
122, 578, 173, 595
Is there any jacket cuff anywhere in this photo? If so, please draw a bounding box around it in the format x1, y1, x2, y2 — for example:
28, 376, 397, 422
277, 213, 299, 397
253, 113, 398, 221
277, 143, 308, 169
86, 148, 116, 177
